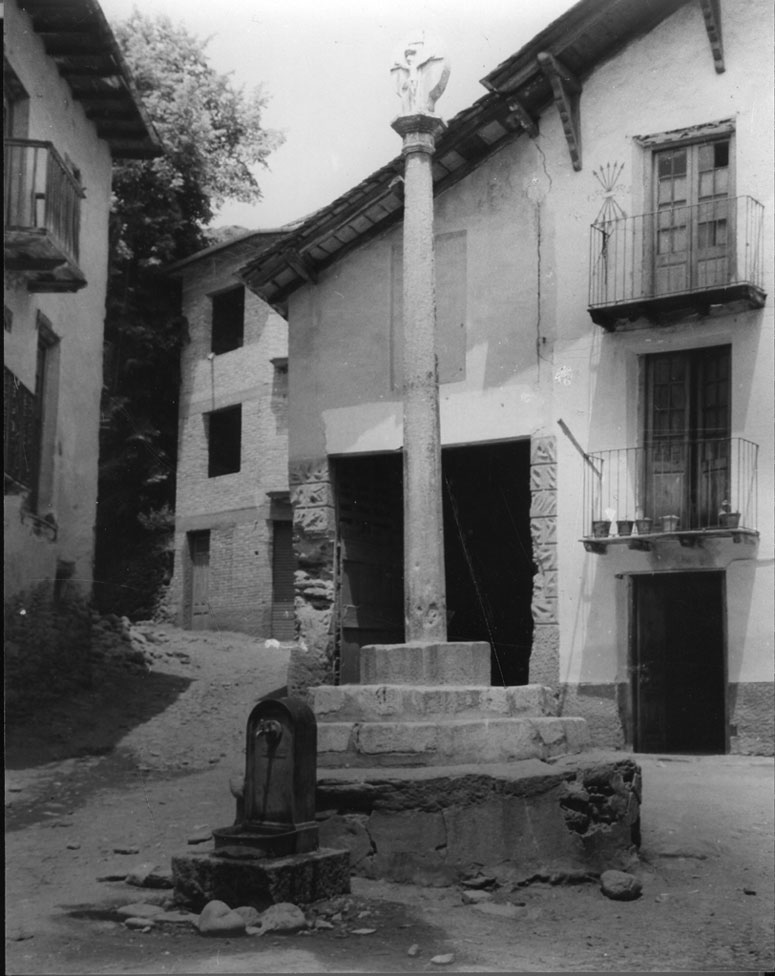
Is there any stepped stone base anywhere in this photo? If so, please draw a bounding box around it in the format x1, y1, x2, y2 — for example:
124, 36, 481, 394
315, 754, 641, 887
317, 716, 590, 767
313, 683, 559, 722
171, 847, 350, 913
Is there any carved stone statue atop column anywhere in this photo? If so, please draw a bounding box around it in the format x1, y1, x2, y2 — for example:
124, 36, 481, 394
391, 32, 450, 118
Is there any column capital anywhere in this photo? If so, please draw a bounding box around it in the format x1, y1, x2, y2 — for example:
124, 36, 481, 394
391, 114, 445, 155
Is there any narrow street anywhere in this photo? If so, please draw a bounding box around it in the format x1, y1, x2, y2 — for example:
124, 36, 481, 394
5, 624, 774, 973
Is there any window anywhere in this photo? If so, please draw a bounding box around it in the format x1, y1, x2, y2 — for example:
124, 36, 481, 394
211, 286, 244, 355
3, 319, 60, 508
653, 136, 732, 295
207, 404, 241, 477
4, 367, 36, 492
644, 345, 731, 528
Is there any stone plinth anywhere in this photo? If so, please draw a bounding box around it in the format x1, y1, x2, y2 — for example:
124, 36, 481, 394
315, 754, 641, 888
313, 683, 559, 722
360, 641, 490, 685
317, 716, 590, 767
171, 847, 350, 913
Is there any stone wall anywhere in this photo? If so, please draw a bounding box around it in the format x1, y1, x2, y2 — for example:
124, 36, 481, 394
288, 458, 337, 698
317, 756, 641, 887
530, 435, 559, 687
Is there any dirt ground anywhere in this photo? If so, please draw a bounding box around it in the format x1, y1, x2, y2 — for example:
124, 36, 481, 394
5, 623, 774, 974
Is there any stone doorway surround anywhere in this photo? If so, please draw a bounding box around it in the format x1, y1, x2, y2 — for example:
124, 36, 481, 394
288, 433, 560, 699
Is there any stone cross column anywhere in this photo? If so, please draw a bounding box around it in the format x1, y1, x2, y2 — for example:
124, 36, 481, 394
390, 35, 450, 643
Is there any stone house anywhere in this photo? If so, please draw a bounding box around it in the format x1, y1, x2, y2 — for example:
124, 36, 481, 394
167, 230, 295, 637
3, 0, 159, 601
238, 0, 774, 755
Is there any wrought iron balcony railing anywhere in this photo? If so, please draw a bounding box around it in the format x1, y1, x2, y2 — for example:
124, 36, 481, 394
581, 437, 758, 551
588, 196, 766, 328
4, 138, 86, 292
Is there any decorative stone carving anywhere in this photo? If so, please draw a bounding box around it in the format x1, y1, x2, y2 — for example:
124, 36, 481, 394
530, 489, 558, 518
391, 33, 450, 117
530, 463, 557, 491
530, 435, 557, 465
533, 544, 557, 572
530, 517, 557, 549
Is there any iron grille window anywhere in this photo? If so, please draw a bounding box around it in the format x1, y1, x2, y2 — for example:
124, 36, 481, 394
4, 366, 37, 491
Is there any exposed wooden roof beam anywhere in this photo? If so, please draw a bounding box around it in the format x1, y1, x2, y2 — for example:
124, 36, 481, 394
698, 0, 725, 73
506, 96, 539, 138
284, 249, 318, 284
537, 51, 582, 171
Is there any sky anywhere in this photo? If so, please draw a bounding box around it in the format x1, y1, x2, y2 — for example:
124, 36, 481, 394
99, 0, 578, 230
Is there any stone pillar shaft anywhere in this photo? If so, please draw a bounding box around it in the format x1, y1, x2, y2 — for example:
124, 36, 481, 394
392, 115, 447, 643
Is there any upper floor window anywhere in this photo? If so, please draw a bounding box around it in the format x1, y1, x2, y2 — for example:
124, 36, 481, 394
588, 121, 765, 328
3, 315, 60, 510
644, 345, 731, 529
211, 286, 244, 355
653, 137, 731, 296
207, 404, 241, 478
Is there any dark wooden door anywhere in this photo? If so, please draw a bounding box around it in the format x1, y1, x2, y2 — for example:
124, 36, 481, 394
271, 520, 295, 640
335, 456, 404, 682
632, 572, 726, 753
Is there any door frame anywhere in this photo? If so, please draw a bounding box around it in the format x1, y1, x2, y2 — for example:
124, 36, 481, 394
627, 568, 729, 753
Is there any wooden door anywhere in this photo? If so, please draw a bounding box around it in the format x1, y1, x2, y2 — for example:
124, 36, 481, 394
271, 521, 295, 640
644, 347, 730, 528
653, 138, 731, 297
335, 456, 404, 682
633, 573, 726, 753
188, 531, 211, 630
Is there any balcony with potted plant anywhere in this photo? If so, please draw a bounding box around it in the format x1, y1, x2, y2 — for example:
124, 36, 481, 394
581, 438, 759, 554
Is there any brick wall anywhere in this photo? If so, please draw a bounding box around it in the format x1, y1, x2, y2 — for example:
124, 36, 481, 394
169, 237, 290, 636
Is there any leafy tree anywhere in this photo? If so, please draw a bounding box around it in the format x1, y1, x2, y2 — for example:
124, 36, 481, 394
96, 12, 283, 616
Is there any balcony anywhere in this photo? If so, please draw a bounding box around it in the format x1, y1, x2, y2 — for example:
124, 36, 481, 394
4, 139, 86, 292
588, 196, 766, 329
581, 437, 758, 553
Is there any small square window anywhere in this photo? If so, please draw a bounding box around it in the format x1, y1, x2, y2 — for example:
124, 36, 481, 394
211, 287, 244, 355
207, 404, 241, 477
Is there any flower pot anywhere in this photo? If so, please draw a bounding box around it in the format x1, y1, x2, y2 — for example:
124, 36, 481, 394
616, 519, 634, 537
635, 518, 652, 535
592, 520, 611, 538
660, 514, 680, 532
720, 511, 740, 529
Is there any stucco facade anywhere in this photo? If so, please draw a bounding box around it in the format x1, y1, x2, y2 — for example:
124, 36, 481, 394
168, 233, 293, 637
3, 0, 157, 602
240, 0, 773, 754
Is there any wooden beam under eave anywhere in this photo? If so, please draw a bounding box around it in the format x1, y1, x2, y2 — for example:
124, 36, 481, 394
284, 249, 318, 284
506, 97, 539, 138
537, 51, 582, 171
698, 0, 725, 73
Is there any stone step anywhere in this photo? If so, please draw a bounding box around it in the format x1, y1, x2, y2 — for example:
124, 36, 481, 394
317, 716, 590, 767
313, 683, 559, 722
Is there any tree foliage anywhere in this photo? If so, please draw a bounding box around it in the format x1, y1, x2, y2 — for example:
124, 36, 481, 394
96, 12, 283, 615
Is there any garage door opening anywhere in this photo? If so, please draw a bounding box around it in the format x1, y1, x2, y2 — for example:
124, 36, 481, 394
443, 441, 533, 686
333, 440, 533, 685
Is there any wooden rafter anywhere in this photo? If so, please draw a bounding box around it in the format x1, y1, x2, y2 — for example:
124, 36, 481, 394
537, 51, 582, 171
284, 249, 318, 285
506, 96, 539, 138
698, 0, 725, 73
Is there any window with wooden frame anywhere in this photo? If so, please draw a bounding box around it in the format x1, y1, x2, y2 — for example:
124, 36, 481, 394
645, 123, 735, 297
643, 345, 731, 528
